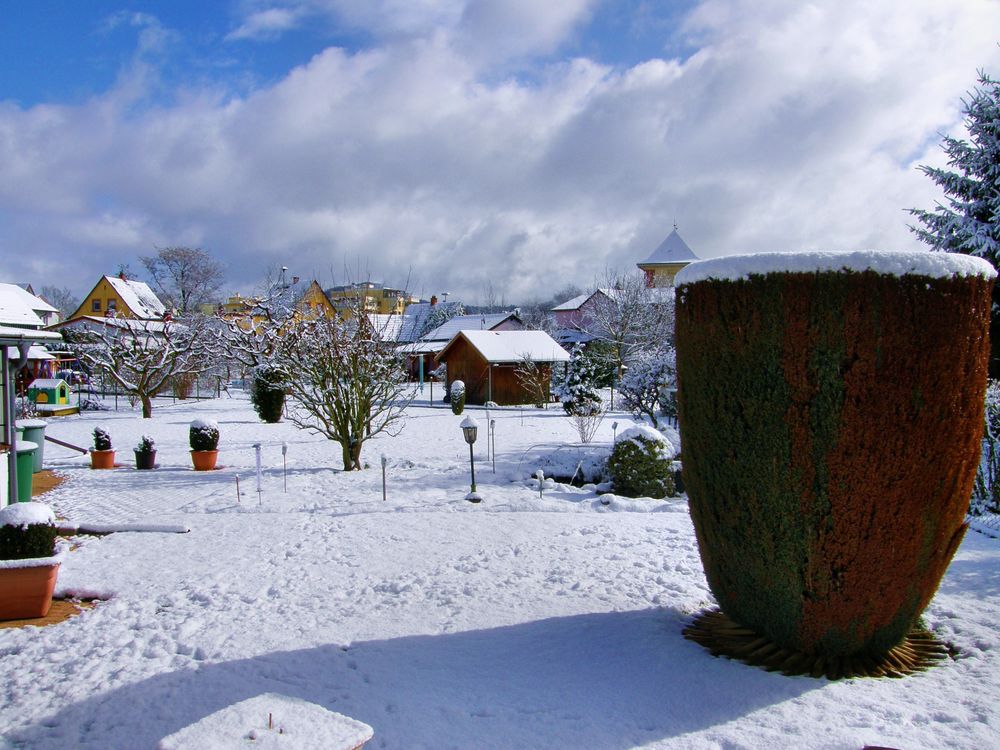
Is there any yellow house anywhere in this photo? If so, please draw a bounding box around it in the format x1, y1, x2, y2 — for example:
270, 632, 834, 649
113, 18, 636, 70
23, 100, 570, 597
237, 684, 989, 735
325, 282, 417, 318
69, 273, 167, 320
636, 227, 699, 288
296, 281, 337, 319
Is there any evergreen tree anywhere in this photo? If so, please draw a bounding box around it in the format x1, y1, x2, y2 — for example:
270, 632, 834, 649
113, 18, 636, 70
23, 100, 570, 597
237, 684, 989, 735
555, 344, 602, 416
909, 70, 1000, 374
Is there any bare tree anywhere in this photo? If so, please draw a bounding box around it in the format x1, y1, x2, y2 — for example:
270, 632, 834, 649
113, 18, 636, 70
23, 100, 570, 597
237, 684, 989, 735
219, 269, 302, 376
63, 314, 220, 418
141, 246, 225, 314
39, 285, 79, 320
582, 270, 674, 377
514, 353, 551, 407
275, 304, 411, 470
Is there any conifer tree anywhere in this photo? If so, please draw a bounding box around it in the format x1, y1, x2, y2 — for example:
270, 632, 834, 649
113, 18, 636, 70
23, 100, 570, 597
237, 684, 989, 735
910, 70, 1000, 374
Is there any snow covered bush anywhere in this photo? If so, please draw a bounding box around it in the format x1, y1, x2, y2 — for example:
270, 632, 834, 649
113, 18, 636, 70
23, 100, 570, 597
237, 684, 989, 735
555, 344, 601, 416
971, 380, 1000, 515
618, 347, 676, 428
450, 380, 466, 415
189, 419, 220, 452
606, 425, 677, 499
135, 435, 155, 454
250, 364, 286, 423
92, 426, 112, 451
0, 502, 57, 560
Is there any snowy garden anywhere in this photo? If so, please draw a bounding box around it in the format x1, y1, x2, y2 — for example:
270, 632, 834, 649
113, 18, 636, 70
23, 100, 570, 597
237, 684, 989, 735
2, 378, 999, 748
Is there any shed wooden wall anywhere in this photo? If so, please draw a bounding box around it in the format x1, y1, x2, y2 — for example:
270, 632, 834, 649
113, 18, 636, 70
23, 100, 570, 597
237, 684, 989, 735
439, 337, 552, 406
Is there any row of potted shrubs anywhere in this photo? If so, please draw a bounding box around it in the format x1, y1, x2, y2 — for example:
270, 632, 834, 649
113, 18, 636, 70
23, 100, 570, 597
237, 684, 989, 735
89, 420, 221, 471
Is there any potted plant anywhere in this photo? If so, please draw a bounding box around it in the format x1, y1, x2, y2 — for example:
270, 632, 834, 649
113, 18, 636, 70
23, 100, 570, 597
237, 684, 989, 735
190, 419, 220, 471
90, 426, 115, 469
0, 501, 64, 620
134, 434, 156, 470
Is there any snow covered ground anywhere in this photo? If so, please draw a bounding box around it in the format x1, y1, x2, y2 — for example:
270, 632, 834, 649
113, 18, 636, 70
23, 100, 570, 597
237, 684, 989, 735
2, 390, 998, 749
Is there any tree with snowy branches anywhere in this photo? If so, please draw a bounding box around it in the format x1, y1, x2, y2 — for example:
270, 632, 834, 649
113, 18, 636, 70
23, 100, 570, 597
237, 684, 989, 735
555, 344, 602, 416
64, 313, 220, 418
218, 269, 302, 378
580, 270, 675, 378
909, 70, 1000, 375
273, 303, 411, 470
618, 347, 676, 429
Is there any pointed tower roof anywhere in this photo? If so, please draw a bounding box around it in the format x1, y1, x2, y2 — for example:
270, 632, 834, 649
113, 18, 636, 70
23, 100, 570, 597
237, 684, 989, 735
640, 227, 698, 266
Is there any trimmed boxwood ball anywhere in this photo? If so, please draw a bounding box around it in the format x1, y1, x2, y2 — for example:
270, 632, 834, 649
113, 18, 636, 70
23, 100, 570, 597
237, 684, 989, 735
675, 259, 993, 660
190, 420, 220, 452
93, 426, 112, 451
607, 426, 677, 499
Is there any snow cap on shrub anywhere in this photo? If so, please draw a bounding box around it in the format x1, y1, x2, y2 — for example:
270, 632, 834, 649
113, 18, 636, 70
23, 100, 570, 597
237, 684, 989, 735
614, 424, 677, 459
190, 419, 220, 451
0, 501, 56, 529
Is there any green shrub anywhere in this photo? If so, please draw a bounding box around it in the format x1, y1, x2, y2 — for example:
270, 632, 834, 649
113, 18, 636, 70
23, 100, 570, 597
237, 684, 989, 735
250, 365, 286, 423
0, 503, 57, 560
451, 380, 466, 415
190, 419, 220, 451
93, 426, 112, 451
607, 426, 677, 499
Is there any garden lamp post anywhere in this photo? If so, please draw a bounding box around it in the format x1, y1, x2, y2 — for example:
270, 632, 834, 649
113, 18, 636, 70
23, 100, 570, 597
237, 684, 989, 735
461, 416, 482, 503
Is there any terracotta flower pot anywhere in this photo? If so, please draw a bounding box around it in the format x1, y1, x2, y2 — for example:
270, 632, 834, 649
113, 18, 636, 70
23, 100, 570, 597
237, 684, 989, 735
0, 559, 61, 620
134, 450, 156, 470
191, 450, 219, 471
90, 449, 115, 470
675, 250, 995, 659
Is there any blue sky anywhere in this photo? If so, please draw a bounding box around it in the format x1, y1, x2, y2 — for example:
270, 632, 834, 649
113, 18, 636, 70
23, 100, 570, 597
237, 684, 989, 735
2, 1, 999, 304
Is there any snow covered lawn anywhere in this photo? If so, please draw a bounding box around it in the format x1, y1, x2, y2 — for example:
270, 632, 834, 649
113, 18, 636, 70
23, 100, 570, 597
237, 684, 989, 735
1, 393, 998, 749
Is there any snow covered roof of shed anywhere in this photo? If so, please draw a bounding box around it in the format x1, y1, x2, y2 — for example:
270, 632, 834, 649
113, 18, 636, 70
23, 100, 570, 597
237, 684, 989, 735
674, 249, 997, 286
397, 301, 462, 342
640, 228, 698, 266
0, 283, 47, 328
105, 276, 166, 319
438, 330, 570, 364
423, 313, 517, 341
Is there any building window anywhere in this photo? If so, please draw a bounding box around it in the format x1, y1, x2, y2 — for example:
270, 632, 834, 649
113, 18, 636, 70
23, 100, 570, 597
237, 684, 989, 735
107, 299, 117, 311
91, 299, 101, 312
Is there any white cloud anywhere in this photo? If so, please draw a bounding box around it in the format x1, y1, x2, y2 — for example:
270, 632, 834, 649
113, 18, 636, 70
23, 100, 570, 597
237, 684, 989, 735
2, 0, 1000, 304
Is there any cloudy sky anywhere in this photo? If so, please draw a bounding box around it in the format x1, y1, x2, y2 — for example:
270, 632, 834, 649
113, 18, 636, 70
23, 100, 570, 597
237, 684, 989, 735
2, 0, 999, 305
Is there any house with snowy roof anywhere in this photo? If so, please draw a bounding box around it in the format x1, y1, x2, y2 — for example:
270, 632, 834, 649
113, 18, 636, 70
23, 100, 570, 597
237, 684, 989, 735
436, 329, 569, 406
636, 226, 699, 287
69, 273, 167, 321
0, 284, 60, 327
0, 283, 63, 388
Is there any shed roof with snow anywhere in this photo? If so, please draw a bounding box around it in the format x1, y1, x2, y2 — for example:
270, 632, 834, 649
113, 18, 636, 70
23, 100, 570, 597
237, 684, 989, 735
423, 313, 521, 342
0, 284, 47, 329
438, 330, 569, 364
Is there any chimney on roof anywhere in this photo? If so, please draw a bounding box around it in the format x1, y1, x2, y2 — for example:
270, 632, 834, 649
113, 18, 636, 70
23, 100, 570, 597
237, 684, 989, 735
119, 271, 127, 281
430, 295, 437, 306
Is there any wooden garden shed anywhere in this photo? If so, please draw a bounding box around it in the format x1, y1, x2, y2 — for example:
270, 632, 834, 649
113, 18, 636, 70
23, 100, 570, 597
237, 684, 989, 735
436, 330, 569, 406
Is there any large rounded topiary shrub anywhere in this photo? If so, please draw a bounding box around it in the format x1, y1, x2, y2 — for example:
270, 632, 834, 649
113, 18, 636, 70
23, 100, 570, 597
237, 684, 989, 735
250, 365, 286, 423
607, 425, 677, 499
675, 250, 994, 674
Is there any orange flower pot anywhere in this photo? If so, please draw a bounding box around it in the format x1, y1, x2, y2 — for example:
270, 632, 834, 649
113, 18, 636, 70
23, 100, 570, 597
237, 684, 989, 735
191, 450, 219, 471
90, 449, 115, 469
0, 559, 61, 620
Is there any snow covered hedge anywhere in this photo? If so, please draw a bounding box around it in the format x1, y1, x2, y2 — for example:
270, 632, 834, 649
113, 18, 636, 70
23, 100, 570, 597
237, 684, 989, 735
607, 425, 678, 499
676, 252, 993, 658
